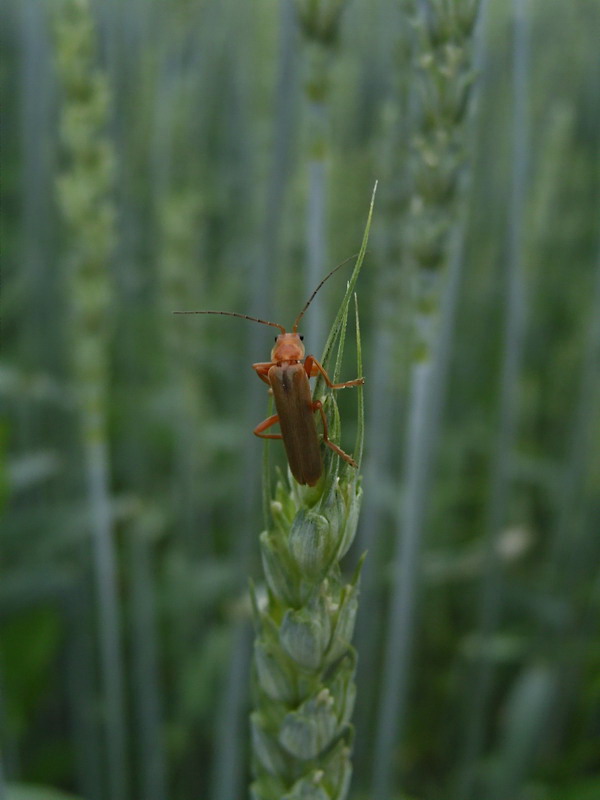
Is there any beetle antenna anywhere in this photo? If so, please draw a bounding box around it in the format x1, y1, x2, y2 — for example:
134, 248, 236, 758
292, 253, 359, 332
173, 310, 286, 333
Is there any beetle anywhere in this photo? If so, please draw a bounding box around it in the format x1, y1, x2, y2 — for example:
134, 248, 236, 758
175, 261, 364, 487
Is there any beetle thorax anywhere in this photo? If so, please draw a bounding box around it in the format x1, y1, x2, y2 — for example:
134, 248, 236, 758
271, 332, 305, 363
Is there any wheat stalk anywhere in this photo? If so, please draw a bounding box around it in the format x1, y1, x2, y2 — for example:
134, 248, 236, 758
54, 2, 127, 798
372, 1, 483, 796
249, 189, 374, 800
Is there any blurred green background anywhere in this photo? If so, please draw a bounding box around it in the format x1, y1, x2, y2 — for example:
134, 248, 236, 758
1, 1, 599, 799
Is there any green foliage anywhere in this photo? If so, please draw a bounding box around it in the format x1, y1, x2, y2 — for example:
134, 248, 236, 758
0, 609, 61, 740
0, 2, 598, 800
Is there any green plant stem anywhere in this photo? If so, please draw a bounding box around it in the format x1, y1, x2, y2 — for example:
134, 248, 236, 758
457, 2, 530, 795
85, 436, 128, 800
128, 522, 167, 800
372, 234, 465, 799
64, 584, 103, 800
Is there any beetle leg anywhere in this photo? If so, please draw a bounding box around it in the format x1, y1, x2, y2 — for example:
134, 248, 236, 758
253, 414, 283, 440
313, 400, 358, 467
305, 355, 364, 389
252, 362, 275, 386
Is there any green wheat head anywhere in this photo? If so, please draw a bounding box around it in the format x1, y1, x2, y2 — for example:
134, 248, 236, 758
55, 0, 116, 427
249, 189, 375, 800
406, 0, 480, 358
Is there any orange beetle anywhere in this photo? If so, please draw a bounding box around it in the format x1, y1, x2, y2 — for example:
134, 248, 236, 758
175, 262, 364, 486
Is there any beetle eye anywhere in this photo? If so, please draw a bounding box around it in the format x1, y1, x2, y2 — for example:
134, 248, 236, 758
299, 335, 304, 341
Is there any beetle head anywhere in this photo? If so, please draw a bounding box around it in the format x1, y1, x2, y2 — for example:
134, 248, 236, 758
271, 332, 305, 362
